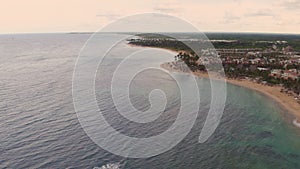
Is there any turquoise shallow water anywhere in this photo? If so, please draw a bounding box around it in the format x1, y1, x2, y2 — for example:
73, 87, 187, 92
0, 33, 300, 168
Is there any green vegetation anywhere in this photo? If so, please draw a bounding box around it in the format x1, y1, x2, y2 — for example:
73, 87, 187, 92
129, 33, 300, 50
128, 33, 300, 97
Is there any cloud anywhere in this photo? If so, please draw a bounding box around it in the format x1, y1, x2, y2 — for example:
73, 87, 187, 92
152, 0, 181, 14
282, 0, 300, 10
223, 12, 240, 24
153, 7, 176, 13
244, 9, 274, 17
96, 14, 120, 20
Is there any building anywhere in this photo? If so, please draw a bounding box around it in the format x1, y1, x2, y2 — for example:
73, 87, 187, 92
282, 70, 299, 80
270, 69, 282, 78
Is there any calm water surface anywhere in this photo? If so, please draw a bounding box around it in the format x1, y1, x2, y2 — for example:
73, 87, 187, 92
0, 34, 300, 169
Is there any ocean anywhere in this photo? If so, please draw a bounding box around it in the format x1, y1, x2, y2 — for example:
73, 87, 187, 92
1, 33, 300, 169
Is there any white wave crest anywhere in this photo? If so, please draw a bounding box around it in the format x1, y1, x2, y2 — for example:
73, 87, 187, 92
94, 163, 121, 169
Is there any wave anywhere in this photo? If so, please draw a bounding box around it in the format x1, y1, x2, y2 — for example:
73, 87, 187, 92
293, 119, 300, 128
94, 163, 121, 169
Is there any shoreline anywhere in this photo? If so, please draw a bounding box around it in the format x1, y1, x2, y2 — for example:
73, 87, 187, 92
127, 43, 181, 54
161, 62, 300, 126
128, 43, 300, 127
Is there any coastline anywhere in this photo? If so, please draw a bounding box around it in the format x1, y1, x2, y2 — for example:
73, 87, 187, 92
127, 43, 181, 54
128, 43, 300, 126
161, 62, 300, 126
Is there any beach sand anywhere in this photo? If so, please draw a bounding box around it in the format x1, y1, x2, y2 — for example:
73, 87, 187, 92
128, 43, 300, 125
161, 62, 300, 124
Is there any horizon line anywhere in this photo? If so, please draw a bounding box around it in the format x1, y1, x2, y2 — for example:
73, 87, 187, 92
1, 31, 300, 35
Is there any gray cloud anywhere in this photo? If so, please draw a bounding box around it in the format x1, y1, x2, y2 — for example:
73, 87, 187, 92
244, 9, 274, 17
153, 7, 177, 13
96, 14, 120, 20
282, 0, 300, 10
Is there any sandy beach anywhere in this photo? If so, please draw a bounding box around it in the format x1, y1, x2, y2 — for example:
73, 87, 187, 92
161, 62, 300, 125
128, 43, 300, 125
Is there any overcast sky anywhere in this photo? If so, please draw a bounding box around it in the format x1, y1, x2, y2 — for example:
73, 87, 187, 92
1, 0, 299, 34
